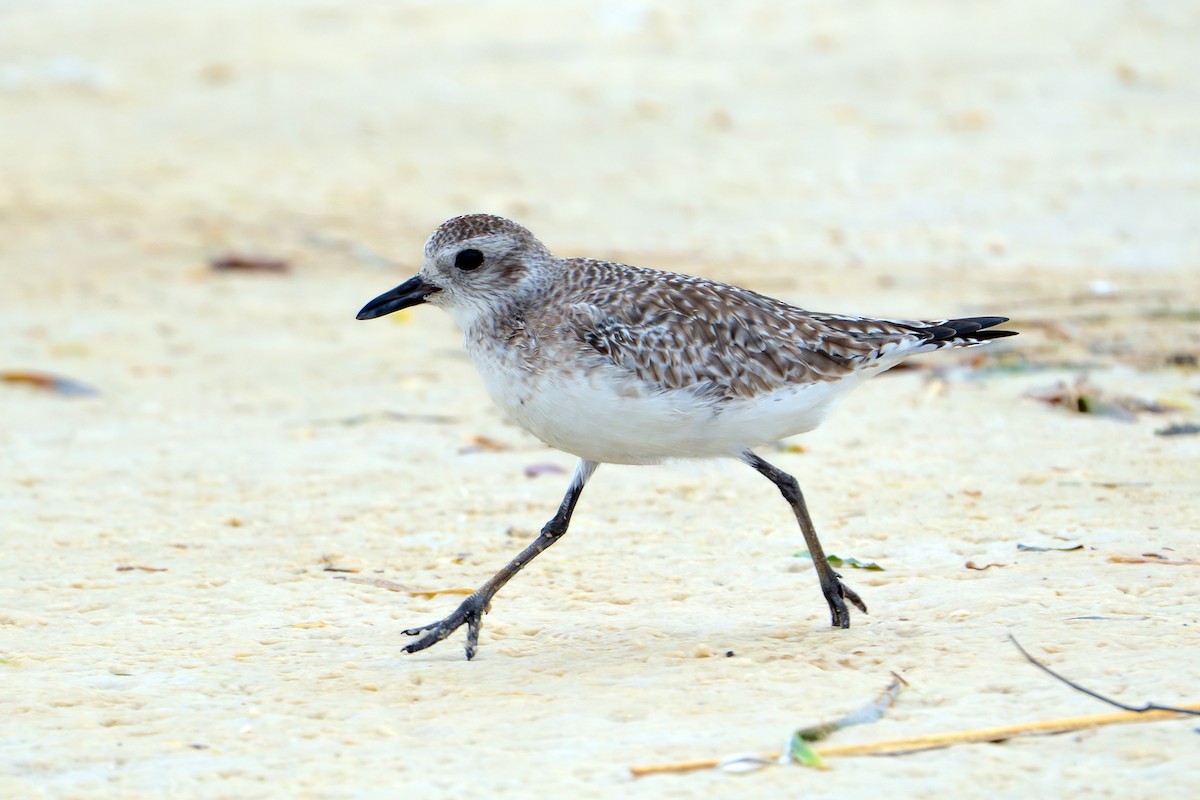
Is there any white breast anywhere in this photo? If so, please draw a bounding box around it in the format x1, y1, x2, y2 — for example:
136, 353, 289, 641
465, 334, 867, 464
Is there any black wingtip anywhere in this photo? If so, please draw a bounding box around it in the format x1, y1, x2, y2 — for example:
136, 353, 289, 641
970, 328, 1019, 340
966, 316, 1010, 329
924, 316, 1017, 343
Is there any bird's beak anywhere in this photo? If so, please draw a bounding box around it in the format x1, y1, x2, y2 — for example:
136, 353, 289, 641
356, 276, 441, 320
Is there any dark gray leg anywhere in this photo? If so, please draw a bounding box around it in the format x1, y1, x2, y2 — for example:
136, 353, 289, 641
741, 451, 867, 628
402, 459, 598, 660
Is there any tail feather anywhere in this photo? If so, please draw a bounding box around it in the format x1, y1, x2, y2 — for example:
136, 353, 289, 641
905, 316, 1017, 345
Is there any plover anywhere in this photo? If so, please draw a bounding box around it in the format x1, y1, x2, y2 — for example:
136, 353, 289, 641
357, 214, 1016, 660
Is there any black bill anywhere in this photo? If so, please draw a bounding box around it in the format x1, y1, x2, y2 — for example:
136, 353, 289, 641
356, 276, 440, 320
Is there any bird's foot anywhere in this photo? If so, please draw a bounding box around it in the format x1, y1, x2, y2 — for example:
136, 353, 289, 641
402, 593, 488, 660
822, 573, 868, 628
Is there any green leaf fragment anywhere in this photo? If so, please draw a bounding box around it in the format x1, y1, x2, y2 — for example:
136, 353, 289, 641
795, 551, 885, 571
783, 675, 907, 769
787, 734, 828, 769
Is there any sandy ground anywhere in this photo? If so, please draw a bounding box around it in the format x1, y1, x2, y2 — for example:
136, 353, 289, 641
3, 1, 1199, 797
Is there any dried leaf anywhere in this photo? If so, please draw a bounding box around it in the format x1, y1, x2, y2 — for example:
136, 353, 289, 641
337, 576, 476, 597
340, 576, 411, 592
780, 674, 906, 770
209, 252, 291, 273
1165, 353, 1197, 368
1156, 422, 1200, 437
2, 370, 99, 397
1026, 375, 1174, 421
115, 565, 168, 573
1109, 555, 1200, 566
406, 587, 475, 599
965, 561, 1004, 571
686, 674, 906, 775
459, 434, 511, 453
1018, 543, 1084, 552
524, 462, 566, 478
318, 554, 364, 573
323, 410, 457, 426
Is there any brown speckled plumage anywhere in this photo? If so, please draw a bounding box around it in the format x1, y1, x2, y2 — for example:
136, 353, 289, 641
355, 213, 1018, 659
550, 256, 1004, 400
422, 215, 1014, 406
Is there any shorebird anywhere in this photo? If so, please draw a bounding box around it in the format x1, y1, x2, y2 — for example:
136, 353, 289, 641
357, 214, 1016, 659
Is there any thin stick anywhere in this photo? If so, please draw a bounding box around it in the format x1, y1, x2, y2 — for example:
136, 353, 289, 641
629, 704, 1200, 777
814, 706, 1200, 755
1009, 634, 1200, 716
1109, 555, 1200, 566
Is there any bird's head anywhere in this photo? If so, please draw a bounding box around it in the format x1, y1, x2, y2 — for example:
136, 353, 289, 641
356, 214, 555, 329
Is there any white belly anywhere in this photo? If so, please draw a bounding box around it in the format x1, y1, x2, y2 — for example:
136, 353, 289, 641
469, 346, 863, 464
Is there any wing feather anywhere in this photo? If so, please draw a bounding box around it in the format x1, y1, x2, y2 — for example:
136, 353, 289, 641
547, 259, 1011, 400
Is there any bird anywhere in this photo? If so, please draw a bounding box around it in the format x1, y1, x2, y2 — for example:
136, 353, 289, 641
356, 214, 1016, 660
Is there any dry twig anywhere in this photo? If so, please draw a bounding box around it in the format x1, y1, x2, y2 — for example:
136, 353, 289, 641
629, 639, 1199, 778
629, 705, 1200, 777
1009, 635, 1200, 716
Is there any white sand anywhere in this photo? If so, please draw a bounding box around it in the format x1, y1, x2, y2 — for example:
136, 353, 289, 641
3, 2, 1198, 797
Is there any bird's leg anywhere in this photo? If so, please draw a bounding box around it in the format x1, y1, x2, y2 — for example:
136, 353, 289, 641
402, 459, 598, 660
741, 451, 867, 628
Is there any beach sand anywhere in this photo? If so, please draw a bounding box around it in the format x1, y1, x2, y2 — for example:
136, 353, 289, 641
3, 2, 1198, 796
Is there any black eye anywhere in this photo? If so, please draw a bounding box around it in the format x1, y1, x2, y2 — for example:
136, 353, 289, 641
454, 248, 484, 271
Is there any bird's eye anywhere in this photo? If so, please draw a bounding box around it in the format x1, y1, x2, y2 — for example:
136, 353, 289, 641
454, 249, 484, 271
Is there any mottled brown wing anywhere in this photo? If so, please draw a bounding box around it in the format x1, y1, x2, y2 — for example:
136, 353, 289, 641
557, 264, 921, 399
